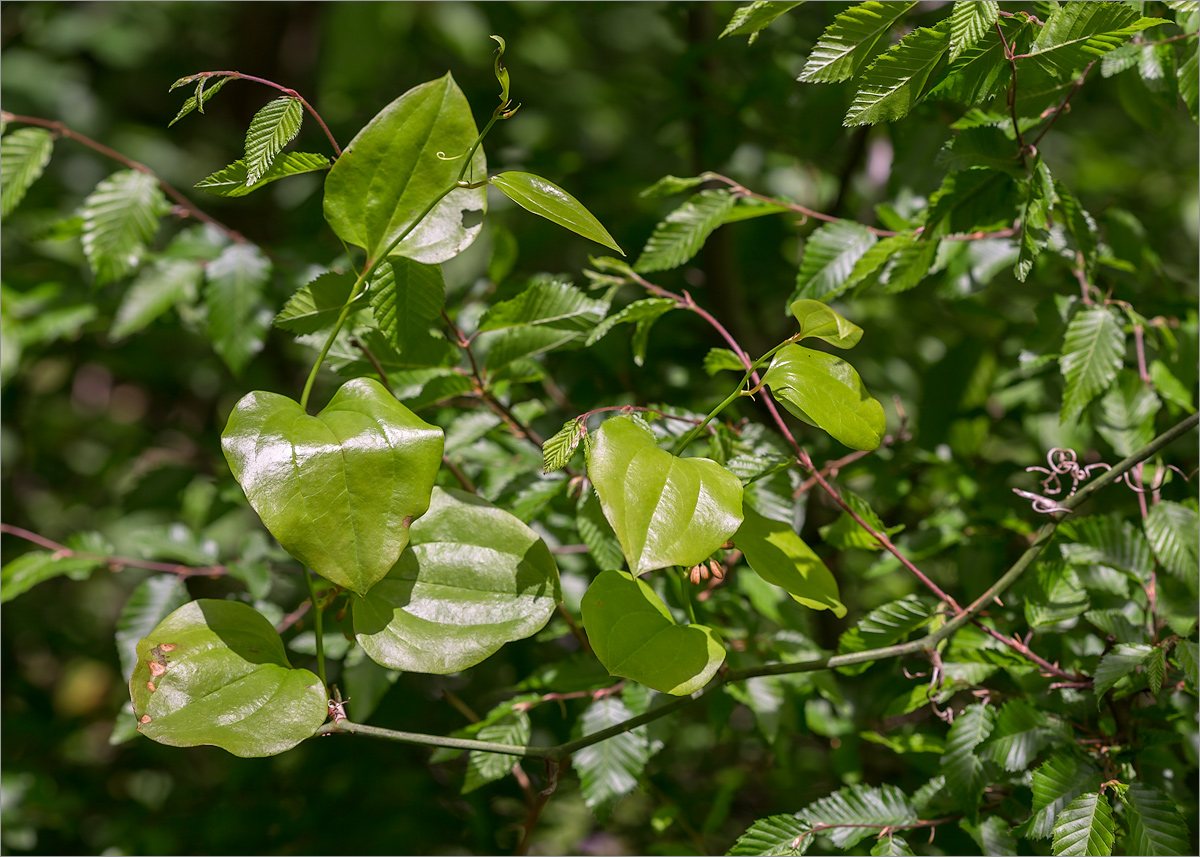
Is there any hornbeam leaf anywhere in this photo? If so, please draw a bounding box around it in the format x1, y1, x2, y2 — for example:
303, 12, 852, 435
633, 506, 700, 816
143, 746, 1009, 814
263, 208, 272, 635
721, 1, 805, 44
949, 1, 999, 63
1144, 501, 1199, 588
368, 256, 446, 349
798, 783, 916, 849
129, 600, 327, 757
463, 705, 530, 794
114, 575, 189, 680
837, 595, 931, 673
1051, 792, 1115, 856
491, 171, 623, 254
1030, 4, 1167, 80
635, 189, 738, 273
169, 75, 231, 126
243, 97, 304, 185
728, 815, 813, 856
1029, 753, 1102, 838
939, 703, 997, 816
639, 174, 708, 198
799, 2, 917, 83
1092, 643, 1154, 703
273, 271, 362, 334
204, 243, 272, 374
844, 21, 952, 126
793, 220, 878, 302
1059, 307, 1125, 424
0, 127, 54, 219
195, 152, 329, 197
110, 258, 202, 340
573, 696, 650, 820
542, 419, 583, 474
80, 170, 168, 285
1121, 784, 1191, 856
1096, 370, 1160, 457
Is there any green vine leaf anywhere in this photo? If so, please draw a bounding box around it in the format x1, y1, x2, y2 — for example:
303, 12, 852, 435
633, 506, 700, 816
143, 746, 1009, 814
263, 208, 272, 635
728, 815, 813, 856
195, 151, 329, 197
948, 0, 999, 63
0, 127, 54, 219
243, 97, 304, 185
580, 570, 726, 695
80, 169, 168, 285
792, 220, 878, 302
798, 1, 917, 84
324, 73, 485, 265
844, 20, 951, 126
204, 243, 272, 375
790, 299, 863, 348
735, 505, 846, 617
129, 600, 327, 758
634, 189, 738, 273
720, 1, 805, 44
1120, 783, 1191, 856
1059, 306, 1125, 424
584, 415, 744, 574
354, 487, 561, 673
490, 171, 623, 254
1051, 792, 1115, 857
762, 344, 886, 450
222, 377, 444, 596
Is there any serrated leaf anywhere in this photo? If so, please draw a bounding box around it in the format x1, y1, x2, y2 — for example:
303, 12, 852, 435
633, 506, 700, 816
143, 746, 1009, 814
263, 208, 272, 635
243, 97, 304, 185
1093, 643, 1154, 703
463, 707, 531, 794
819, 490, 904, 552
577, 491, 626, 571
129, 600, 326, 757
169, 75, 230, 126
960, 816, 1017, 857
837, 595, 931, 673
1052, 792, 1115, 856
573, 697, 650, 820
728, 815, 813, 856
880, 234, 939, 293
1121, 784, 1191, 856
979, 698, 1058, 772
491, 171, 623, 255
634, 189, 738, 273
1059, 515, 1155, 583
368, 256, 445, 348
585, 297, 677, 347
798, 783, 916, 849
273, 271, 361, 334
762, 344, 886, 450
926, 168, 1018, 234
939, 703, 997, 815
829, 232, 915, 300
1059, 307, 1125, 423
114, 576, 189, 680
1, 127, 54, 219
640, 174, 707, 198
1030, 4, 1166, 80
1015, 156, 1053, 281
721, 1, 805, 43
195, 152, 329, 198
110, 259, 202, 340
949, 1, 999, 63
1030, 753, 1102, 838
543, 420, 583, 473
1056, 182, 1099, 271
705, 347, 746, 375
204, 243, 272, 374
845, 21, 951, 126
1096, 370, 1160, 457
930, 16, 1026, 104
799, 1, 917, 83
1084, 608, 1149, 644
736, 505, 846, 617
1178, 46, 1198, 121
1145, 646, 1166, 695
871, 835, 914, 857
80, 170, 168, 285
793, 220, 878, 302
1144, 502, 1200, 588
1025, 560, 1089, 628
480, 276, 605, 332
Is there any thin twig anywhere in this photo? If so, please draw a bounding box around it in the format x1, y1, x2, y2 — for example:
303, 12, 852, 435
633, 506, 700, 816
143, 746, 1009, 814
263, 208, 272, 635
557, 603, 592, 654
441, 455, 477, 493
0, 523, 228, 578
1028, 62, 1096, 149
349, 337, 392, 394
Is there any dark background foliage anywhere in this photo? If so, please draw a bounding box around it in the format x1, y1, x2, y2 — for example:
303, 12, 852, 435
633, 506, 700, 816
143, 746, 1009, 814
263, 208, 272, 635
1, 2, 1196, 855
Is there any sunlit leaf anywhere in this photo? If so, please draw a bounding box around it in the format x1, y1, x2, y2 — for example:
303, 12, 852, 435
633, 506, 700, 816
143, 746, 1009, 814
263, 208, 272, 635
0, 127, 54, 219
793, 220, 878, 302
1059, 307, 1125, 423
762, 344, 886, 450
110, 259, 202, 340
204, 243, 272, 374
491, 171, 623, 254
735, 506, 845, 617
844, 21, 952, 126
195, 152, 329, 198
1051, 792, 1115, 856
634, 189, 737, 273
949, 1, 999, 63
80, 170, 168, 284
799, 1, 917, 83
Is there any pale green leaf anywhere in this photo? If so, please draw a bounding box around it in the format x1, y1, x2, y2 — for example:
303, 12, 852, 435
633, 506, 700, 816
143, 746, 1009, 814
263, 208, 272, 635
1177, 46, 1198, 122
1051, 792, 1115, 856
480, 276, 605, 332
463, 707, 530, 793
1144, 501, 1200, 587
110, 259, 202, 340
1030, 4, 1167, 80
1174, 640, 1198, 691
634, 189, 738, 273
542, 419, 583, 474
114, 576, 189, 680
705, 347, 746, 375
1015, 156, 1053, 281
490, 171, 623, 255
0, 550, 104, 604
799, 1, 917, 83
1059, 307, 1125, 423
1148, 360, 1196, 413
871, 835, 914, 857
949, 1, 999, 63
0, 127, 54, 219
735, 505, 846, 617
169, 75, 230, 126
243, 96, 304, 185
204, 243, 272, 374
721, 2, 805, 43
585, 297, 677, 347
793, 220, 878, 302
368, 256, 446, 348
1096, 370, 1161, 457
844, 21, 952, 126
195, 152, 329, 197
763, 344, 886, 450
1084, 608, 1149, 645
80, 170, 168, 284
640, 174, 708, 198
573, 697, 650, 819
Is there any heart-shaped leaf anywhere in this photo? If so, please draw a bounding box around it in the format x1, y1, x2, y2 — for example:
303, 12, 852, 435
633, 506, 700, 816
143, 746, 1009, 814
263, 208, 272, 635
221, 377, 443, 595
323, 73, 486, 265
584, 416, 743, 574
129, 600, 327, 757
490, 171, 623, 254
354, 487, 562, 674
581, 570, 725, 696
762, 343, 885, 451
790, 299, 863, 348
735, 506, 846, 617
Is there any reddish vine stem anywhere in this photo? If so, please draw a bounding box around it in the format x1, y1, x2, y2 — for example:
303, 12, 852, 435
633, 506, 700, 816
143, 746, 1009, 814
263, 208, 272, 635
972, 621, 1086, 682
512, 682, 624, 713
1028, 62, 1096, 149
995, 22, 1028, 164
1, 111, 247, 245
0, 523, 229, 578
275, 600, 311, 634
557, 602, 592, 654
184, 71, 342, 156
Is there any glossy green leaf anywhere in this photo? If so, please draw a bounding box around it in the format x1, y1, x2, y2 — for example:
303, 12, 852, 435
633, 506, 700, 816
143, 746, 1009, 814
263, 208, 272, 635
793, 220, 878, 302
1060, 307, 1125, 423
728, 815, 813, 856
762, 344, 886, 450
110, 259, 202, 340
354, 487, 561, 673
1052, 792, 1115, 856
573, 696, 650, 819
1144, 501, 1199, 588
542, 419, 584, 474
204, 243, 271, 375
1, 127, 54, 219
114, 575, 189, 679
837, 595, 931, 673
323, 74, 485, 265
798, 783, 915, 849
949, 1, 999, 63
844, 21, 951, 126
721, 1, 805, 44
735, 506, 845, 617
1093, 643, 1154, 703
584, 415, 744, 574
1030, 753, 1102, 838
169, 75, 230, 126
1031, 4, 1166, 80
222, 377, 443, 595
368, 256, 446, 349
273, 271, 361, 334
705, 347, 746, 375
128, 599, 326, 757
490, 171, 622, 254
799, 2, 917, 83
634, 189, 737, 273
790, 299, 863, 348
1121, 784, 1191, 856
581, 570, 725, 696
80, 170, 168, 284
195, 152, 329, 198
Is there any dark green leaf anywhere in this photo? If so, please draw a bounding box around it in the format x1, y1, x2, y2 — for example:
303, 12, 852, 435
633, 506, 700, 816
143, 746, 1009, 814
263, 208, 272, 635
1174, 640, 1198, 691
1030, 753, 1102, 838
1084, 608, 1149, 644
818, 489, 904, 551
222, 378, 444, 596
979, 698, 1059, 772
634, 189, 737, 273
793, 220, 878, 301
798, 783, 915, 849
930, 16, 1026, 104
1024, 561, 1089, 628
880, 235, 940, 293
799, 2, 917, 83
1015, 156, 1053, 281
1096, 370, 1161, 457
1121, 783, 1190, 856
463, 706, 530, 793
1093, 643, 1154, 702
735, 505, 846, 617
640, 174, 708, 198
490, 171, 623, 255
1059, 515, 1155, 583
926, 168, 1018, 234
960, 816, 1018, 857
1059, 307, 1125, 423
80, 170, 168, 284
939, 703, 997, 815
1144, 501, 1199, 588
573, 696, 650, 819
1030, 4, 1166, 80
0, 127, 54, 219
368, 256, 446, 348
837, 595, 931, 673
204, 243, 272, 374
194, 152, 328, 198
110, 259, 202, 340
844, 21, 951, 126
1051, 792, 1115, 856
728, 816, 813, 856
763, 344, 886, 450
341, 649, 400, 723
129, 600, 326, 757
871, 835, 914, 857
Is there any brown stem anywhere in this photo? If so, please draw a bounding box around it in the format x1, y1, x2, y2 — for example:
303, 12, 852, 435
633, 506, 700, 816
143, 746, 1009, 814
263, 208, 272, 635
972, 621, 1087, 683
557, 602, 592, 654
1028, 62, 1096, 149
441, 455, 477, 494
514, 758, 568, 856
349, 336, 392, 393
1, 112, 247, 244
275, 600, 311, 634
996, 22, 1028, 164
1, 523, 228, 578
512, 682, 624, 713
